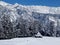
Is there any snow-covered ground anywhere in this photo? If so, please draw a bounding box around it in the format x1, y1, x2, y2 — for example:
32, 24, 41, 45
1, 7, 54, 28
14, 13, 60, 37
0, 37, 60, 45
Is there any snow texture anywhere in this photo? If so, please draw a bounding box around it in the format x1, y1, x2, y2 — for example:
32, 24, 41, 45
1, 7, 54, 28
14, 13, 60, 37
0, 37, 60, 45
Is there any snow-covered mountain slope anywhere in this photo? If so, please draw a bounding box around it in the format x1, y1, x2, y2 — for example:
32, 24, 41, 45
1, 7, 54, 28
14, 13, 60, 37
0, 1, 60, 38
0, 2, 60, 45
0, 37, 60, 45
26, 6, 60, 14
0, 1, 60, 14
0, 1, 60, 22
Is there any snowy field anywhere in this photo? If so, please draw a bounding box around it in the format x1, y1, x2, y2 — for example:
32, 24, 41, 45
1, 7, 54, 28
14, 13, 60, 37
0, 37, 60, 45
